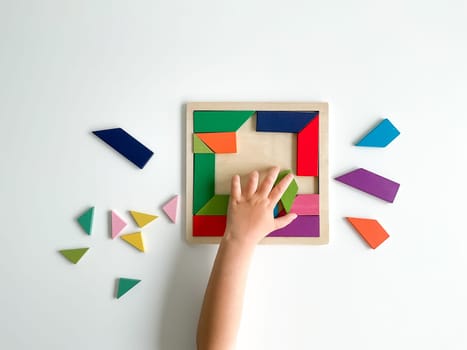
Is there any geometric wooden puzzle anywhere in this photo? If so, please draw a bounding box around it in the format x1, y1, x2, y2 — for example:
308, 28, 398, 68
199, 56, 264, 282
186, 102, 329, 244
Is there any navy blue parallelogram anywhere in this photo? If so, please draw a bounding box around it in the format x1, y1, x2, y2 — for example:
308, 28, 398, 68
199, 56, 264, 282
256, 111, 319, 133
92, 128, 154, 169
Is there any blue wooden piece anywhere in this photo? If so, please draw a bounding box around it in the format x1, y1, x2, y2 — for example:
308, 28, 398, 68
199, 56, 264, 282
273, 203, 280, 218
355, 119, 400, 147
92, 128, 154, 169
256, 111, 318, 133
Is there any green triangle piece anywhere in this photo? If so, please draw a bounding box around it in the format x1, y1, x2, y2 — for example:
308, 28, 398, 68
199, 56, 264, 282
274, 170, 299, 213
193, 134, 213, 153
194, 111, 254, 132
116, 278, 141, 299
77, 207, 94, 235
196, 195, 230, 215
59, 248, 89, 264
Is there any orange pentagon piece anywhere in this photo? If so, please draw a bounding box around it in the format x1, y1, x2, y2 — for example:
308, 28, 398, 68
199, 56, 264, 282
346, 217, 389, 249
196, 132, 237, 153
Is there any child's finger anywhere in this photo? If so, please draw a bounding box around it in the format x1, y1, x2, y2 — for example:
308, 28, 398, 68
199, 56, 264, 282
257, 166, 280, 197
274, 213, 298, 230
244, 170, 259, 198
231, 174, 241, 201
268, 173, 294, 204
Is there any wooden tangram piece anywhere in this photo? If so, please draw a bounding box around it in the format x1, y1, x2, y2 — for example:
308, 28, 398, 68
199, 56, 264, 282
193, 215, 226, 237
77, 206, 94, 235
274, 169, 298, 213
196, 132, 237, 153
130, 211, 158, 228
297, 115, 319, 176
116, 278, 141, 299
356, 118, 400, 147
196, 195, 229, 215
162, 195, 179, 223
194, 111, 254, 132
120, 232, 145, 252
193, 153, 215, 214
256, 111, 318, 133
92, 128, 154, 169
346, 217, 389, 249
59, 248, 89, 264
193, 134, 213, 153
335, 168, 400, 203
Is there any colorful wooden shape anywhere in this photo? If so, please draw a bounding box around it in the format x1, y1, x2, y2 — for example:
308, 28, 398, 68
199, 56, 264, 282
193, 215, 227, 237
162, 195, 179, 223
193, 134, 213, 153
256, 111, 318, 133
77, 207, 94, 235
297, 115, 319, 176
196, 132, 237, 153
334, 168, 400, 203
290, 194, 319, 215
129, 211, 158, 228
59, 248, 89, 264
274, 170, 299, 213
111, 210, 127, 239
273, 203, 280, 218
116, 278, 141, 299
193, 154, 215, 214
196, 195, 229, 215
356, 119, 400, 147
267, 215, 319, 237
92, 128, 154, 169
346, 217, 389, 249
120, 232, 145, 252
194, 110, 254, 132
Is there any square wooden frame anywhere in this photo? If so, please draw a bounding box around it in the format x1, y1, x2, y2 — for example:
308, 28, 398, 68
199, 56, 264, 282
186, 102, 329, 244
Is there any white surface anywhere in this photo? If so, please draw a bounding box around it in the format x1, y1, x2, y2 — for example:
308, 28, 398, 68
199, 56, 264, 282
1, 0, 467, 349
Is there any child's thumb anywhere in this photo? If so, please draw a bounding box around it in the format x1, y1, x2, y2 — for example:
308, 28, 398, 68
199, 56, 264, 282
274, 213, 298, 230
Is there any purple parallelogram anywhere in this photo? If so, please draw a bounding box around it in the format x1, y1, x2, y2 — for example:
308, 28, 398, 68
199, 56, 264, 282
267, 215, 320, 237
334, 168, 400, 203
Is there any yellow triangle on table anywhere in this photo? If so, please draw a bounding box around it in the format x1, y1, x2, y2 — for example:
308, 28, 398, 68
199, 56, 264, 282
129, 210, 158, 228
120, 232, 145, 252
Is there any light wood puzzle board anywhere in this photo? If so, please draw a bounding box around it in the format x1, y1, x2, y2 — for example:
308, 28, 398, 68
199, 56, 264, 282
186, 102, 329, 244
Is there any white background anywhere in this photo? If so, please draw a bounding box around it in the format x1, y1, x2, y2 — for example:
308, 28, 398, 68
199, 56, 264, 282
1, 0, 466, 349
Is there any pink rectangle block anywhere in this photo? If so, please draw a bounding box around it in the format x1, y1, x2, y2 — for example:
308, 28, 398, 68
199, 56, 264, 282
290, 194, 319, 215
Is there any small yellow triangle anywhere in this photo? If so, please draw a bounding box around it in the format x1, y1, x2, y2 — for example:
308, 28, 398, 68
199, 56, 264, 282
120, 232, 145, 252
129, 211, 158, 228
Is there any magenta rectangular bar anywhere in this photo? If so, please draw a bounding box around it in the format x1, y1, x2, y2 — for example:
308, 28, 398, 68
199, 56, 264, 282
290, 194, 319, 215
267, 215, 320, 237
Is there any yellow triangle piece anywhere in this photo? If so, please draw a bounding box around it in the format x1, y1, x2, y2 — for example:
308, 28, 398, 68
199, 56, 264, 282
120, 232, 145, 252
129, 210, 158, 228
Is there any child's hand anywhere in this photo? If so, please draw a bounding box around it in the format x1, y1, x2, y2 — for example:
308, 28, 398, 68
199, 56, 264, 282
223, 166, 298, 247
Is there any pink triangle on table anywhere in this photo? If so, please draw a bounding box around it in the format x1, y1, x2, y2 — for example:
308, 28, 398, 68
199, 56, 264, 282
162, 195, 179, 223
111, 210, 127, 238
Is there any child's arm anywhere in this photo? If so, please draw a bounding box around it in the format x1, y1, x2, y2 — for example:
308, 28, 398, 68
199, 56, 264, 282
196, 167, 297, 350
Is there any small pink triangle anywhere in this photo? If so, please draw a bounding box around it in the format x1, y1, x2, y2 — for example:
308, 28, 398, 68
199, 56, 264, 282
111, 210, 127, 239
162, 195, 179, 223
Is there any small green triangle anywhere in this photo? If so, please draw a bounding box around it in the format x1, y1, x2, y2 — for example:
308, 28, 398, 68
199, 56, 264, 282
77, 207, 94, 235
116, 278, 141, 299
59, 248, 89, 264
196, 195, 229, 215
193, 134, 213, 153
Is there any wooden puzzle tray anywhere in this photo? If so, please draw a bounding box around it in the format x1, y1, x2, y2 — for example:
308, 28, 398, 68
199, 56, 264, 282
185, 102, 329, 244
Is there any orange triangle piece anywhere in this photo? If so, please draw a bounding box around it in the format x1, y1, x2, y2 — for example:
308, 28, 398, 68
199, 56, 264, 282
346, 217, 389, 249
196, 132, 237, 153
